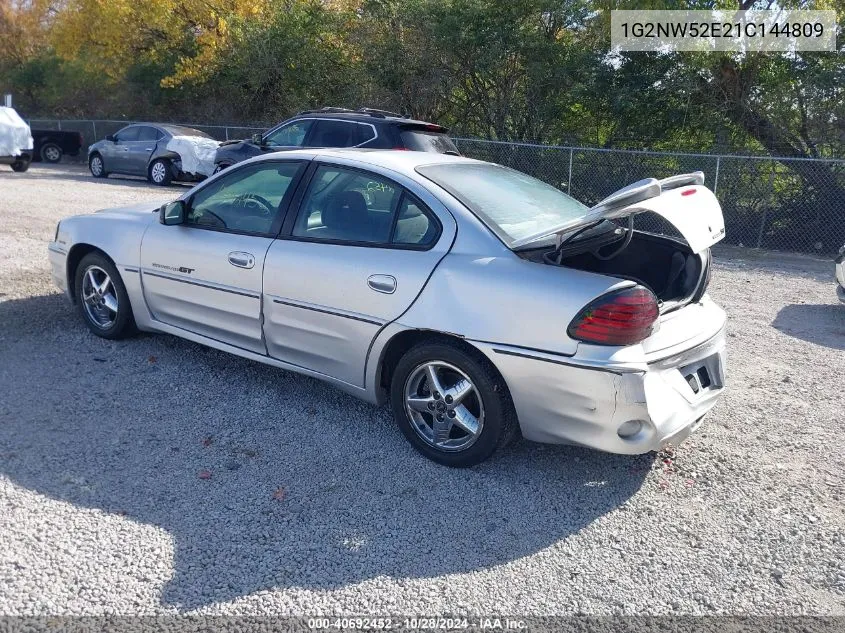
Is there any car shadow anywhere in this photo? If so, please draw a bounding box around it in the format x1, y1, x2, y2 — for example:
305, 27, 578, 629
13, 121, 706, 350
0, 293, 651, 610
772, 303, 845, 351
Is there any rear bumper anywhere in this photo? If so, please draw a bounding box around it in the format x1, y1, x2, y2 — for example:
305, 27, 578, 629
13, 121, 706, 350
0, 151, 32, 165
474, 316, 727, 455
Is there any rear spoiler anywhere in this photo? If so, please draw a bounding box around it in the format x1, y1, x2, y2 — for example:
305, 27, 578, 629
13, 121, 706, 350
590, 171, 705, 213
400, 122, 449, 134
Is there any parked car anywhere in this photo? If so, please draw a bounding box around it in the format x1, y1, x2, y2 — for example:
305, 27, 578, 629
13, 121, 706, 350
32, 129, 84, 163
49, 150, 727, 467
88, 123, 220, 186
214, 107, 459, 171
0, 106, 33, 172
836, 244, 845, 303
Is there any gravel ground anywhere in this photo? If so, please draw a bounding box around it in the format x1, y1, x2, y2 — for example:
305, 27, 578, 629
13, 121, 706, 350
1, 164, 844, 616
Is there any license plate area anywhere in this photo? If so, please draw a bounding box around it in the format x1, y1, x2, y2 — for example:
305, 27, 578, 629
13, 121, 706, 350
680, 353, 723, 397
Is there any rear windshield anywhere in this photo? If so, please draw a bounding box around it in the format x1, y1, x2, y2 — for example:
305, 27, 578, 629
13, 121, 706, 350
400, 129, 459, 154
162, 125, 212, 139
416, 162, 588, 247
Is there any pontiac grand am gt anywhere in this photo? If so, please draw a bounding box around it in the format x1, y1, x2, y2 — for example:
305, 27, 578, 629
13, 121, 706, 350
48, 149, 727, 467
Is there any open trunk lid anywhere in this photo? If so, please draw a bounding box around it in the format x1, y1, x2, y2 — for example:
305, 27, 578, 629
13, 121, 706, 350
511, 172, 725, 254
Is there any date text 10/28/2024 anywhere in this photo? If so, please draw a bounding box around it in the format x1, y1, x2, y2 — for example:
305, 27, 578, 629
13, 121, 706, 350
308, 618, 527, 630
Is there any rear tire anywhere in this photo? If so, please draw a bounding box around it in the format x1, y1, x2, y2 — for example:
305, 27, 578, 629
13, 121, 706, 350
10, 160, 30, 172
89, 153, 107, 178
389, 341, 518, 467
148, 159, 172, 186
74, 253, 136, 340
41, 143, 63, 163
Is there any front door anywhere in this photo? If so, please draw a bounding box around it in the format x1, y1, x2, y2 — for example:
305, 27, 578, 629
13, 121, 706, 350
122, 126, 161, 176
262, 162, 456, 387
140, 160, 306, 353
105, 125, 140, 172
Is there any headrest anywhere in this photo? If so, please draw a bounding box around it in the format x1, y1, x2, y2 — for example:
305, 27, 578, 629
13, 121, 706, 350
322, 190, 368, 230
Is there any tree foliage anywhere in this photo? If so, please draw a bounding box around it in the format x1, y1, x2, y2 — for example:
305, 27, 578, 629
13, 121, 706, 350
0, 0, 842, 160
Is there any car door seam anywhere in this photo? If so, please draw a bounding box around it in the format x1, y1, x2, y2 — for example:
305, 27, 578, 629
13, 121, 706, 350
360, 223, 459, 390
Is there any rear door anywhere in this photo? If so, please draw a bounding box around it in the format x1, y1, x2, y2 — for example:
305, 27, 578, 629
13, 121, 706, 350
262, 161, 456, 387
140, 159, 307, 353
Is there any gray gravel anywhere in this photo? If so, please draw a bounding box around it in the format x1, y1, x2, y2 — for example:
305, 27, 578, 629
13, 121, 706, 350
1, 164, 844, 616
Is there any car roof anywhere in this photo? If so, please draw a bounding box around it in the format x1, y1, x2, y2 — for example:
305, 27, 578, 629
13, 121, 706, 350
244, 148, 485, 179
290, 109, 446, 130
122, 123, 210, 138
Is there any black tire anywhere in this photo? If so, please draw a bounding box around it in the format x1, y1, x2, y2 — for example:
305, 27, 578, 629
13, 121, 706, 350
390, 341, 518, 467
89, 153, 107, 178
74, 252, 136, 340
213, 163, 231, 175
10, 160, 30, 172
148, 158, 173, 186
40, 142, 63, 163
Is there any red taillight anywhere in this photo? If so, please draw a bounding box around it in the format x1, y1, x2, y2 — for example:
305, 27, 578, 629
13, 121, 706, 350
567, 286, 659, 346
392, 146, 409, 151
681, 188, 696, 196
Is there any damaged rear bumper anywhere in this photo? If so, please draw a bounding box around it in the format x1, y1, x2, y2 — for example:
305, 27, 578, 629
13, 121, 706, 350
473, 321, 727, 455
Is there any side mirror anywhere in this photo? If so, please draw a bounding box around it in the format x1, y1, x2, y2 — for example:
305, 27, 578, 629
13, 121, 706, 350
251, 133, 263, 146
105, 134, 116, 143
160, 200, 186, 225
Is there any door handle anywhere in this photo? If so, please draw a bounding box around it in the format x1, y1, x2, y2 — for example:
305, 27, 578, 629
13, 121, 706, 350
228, 251, 255, 269
367, 274, 396, 294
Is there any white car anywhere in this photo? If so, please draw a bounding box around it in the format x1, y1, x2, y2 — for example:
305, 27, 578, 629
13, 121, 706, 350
836, 245, 845, 303
0, 106, 34, 172
49, 149, 727, 466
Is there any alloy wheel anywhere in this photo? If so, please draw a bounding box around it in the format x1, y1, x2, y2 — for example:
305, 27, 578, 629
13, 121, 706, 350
81, 265, 118, 329
44, 146, 62, 162
151, 161, 167, 184
403, 361, 485, 452
90, 156, 103, 176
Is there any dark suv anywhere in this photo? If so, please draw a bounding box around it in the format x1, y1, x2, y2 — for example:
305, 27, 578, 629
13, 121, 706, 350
213, 108, 459, 171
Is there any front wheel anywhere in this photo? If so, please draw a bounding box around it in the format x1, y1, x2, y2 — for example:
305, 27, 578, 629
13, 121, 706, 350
74, 253, 136, 339
89, 153, 107, 178
148, 159, 172, 186
390, 341, 518, 467
10, 160, 30, 172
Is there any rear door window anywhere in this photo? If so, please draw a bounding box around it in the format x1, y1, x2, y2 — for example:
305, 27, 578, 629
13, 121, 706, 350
306, 120, 361, 148
291, 165, 439, 248
355, 123, 377, 145
400, 129, 459, 154
137, 126, 161, 142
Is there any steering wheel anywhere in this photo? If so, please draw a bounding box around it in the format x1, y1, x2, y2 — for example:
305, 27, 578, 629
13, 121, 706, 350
233, 193, 274, 216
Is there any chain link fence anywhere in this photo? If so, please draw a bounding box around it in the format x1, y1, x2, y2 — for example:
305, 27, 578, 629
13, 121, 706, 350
26, 119, 845, 255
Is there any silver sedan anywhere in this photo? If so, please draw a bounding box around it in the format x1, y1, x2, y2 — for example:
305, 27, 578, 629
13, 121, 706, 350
49, 149, 727, 466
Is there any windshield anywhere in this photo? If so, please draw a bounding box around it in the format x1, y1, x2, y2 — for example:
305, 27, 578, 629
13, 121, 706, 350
416, 163, 587, 246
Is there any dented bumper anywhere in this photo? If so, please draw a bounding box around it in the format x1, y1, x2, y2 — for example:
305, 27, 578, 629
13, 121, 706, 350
473, 322, 726, 455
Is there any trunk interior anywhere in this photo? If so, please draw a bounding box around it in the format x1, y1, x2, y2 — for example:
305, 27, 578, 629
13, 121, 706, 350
520, 230, 707, 306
